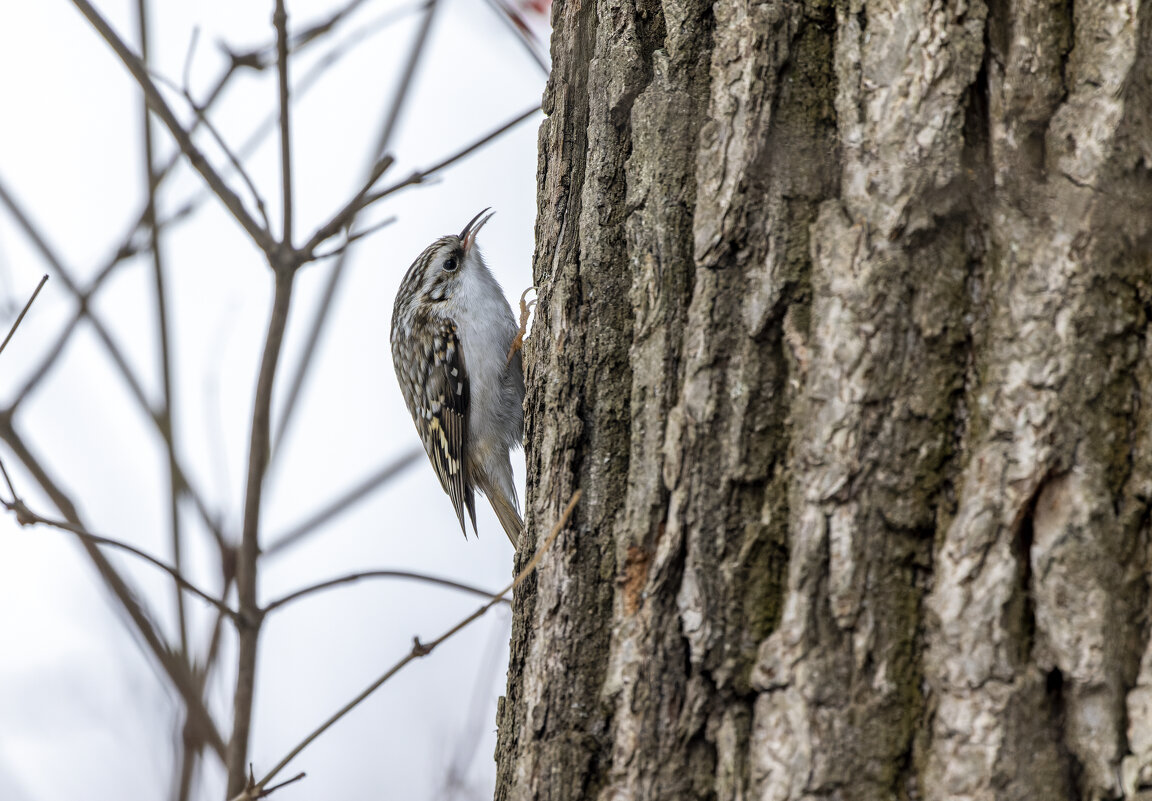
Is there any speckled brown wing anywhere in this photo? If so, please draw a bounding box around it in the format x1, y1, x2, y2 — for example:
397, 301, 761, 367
413, 317, 476, 537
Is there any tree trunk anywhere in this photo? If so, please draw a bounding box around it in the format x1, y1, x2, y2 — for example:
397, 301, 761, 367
495, 1, 1152, 799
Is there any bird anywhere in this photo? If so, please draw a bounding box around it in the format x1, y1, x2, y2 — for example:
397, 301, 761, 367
390, 209, 525, 547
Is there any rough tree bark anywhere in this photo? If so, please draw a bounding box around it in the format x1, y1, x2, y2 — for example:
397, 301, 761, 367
495, 1, 1152, 799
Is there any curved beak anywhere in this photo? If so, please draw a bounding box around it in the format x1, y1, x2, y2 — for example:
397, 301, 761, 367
460, 208, 495, 254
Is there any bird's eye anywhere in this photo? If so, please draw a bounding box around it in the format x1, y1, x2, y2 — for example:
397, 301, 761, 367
443, 256, 458, 272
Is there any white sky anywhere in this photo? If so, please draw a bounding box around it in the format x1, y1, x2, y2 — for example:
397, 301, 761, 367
0, 1, 548, 799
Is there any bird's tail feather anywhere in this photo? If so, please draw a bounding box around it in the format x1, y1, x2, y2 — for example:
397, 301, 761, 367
488, 491, 523, 548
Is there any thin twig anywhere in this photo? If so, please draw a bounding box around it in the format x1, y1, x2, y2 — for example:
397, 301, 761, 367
0, 274, 47, 358
298, 104, 540, 260
275, 0, 293, 246
263, 569, 512, 615
137, 0, 191, 659
162, 75, 272, 232
181, 27, 200, 90
377, 0, 440, 162
264, 448, 422, 557
146, 67, 272, 231
4, 496, 239, 621
255, 490, 582, 789
68, 0, 276, 254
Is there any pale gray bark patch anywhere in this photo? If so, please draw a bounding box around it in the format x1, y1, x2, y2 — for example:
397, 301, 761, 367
499, 0, 1152, 799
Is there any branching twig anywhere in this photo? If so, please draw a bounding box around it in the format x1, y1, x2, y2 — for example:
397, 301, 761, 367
68, 0, 276, 254
2, 495, 239, 621
263, 569, 512, 615
294, 157, 394, 264
254, 490, 582, 790
0, 274, 47, 358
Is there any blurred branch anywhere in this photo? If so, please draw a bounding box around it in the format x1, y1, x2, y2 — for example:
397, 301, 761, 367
293, 157, 394, 263
2, 491, 239, 621
377, 0, 439, 158
254, 490, 582, 790
137, 0, 190, 663
0, 424, 228, 760
0, 274, 47, 358
264, 448, 422, 557
162, 75, 272, 232
271, 0, 442, 457
226, 0, 299, 774
263, 569, 512, 614
68, 0, 277, 254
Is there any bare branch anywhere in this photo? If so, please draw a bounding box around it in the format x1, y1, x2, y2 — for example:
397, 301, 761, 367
227, 265, 297, 794
3, 495, 239, 621
264, 448, 422, 558
0, 274, 47, 358
293, 157, 394, 265
68, 0, 276, 254
255, 490, 582, 789
263, 569, 512, 615
308, 214, 396, 261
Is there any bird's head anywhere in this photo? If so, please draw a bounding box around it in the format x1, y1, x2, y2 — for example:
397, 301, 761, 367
395, 209, 496, 310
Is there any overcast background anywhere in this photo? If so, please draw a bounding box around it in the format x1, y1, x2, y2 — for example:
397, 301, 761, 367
0, 1, 548, 799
